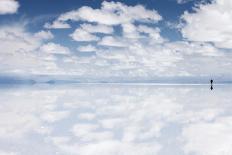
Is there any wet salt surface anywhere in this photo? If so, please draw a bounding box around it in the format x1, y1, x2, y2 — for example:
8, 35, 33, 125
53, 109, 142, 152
0, 84, 231, 155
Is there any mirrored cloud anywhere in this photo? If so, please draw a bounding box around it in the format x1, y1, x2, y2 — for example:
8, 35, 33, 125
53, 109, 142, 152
182, 117, 232, 155
0, 85, 231, 154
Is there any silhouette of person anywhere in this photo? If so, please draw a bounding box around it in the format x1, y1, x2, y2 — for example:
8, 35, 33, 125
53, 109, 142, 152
210, 79, 213, 90
210, 79, 213, 85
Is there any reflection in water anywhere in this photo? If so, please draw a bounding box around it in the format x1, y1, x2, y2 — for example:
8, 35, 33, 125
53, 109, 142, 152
0, 84, 231, 155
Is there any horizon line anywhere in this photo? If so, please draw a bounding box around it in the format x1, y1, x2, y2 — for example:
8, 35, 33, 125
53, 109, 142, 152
0, 82, 230, 86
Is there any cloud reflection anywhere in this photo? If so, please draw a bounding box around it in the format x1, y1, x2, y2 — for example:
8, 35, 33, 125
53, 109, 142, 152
0, 85, 231, 155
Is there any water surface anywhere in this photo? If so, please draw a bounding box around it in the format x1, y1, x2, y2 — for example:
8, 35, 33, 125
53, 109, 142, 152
0, 84, 231, 155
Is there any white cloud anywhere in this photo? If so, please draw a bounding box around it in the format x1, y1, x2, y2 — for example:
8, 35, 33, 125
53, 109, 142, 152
70, 29, 99, 42
46, 1, 162, 28
2, 1, 232, 79
177, 0, 193, 4
70, 23, 113, 42
34, 30, 54, 40
166, 41, 221, 56
41, 1, 214, 78
181, 0, 232, 49
81, 23, 114, 34
44, 20, 71, 29
121, 23, 140, 39
0, 0, 19, 15
40, 42, 70, 54
0, 25, 41, 54
98, 36, 127, 47
77, 45, 97, 52
137, 25, 164, 43
0, 25, 68, 75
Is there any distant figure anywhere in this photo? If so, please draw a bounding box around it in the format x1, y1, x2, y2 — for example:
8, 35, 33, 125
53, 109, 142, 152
210, 79, 213, 90
210, 79, 213, 85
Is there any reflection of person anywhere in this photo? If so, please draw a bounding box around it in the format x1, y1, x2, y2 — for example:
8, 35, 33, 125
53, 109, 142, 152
211, 85, 213, 90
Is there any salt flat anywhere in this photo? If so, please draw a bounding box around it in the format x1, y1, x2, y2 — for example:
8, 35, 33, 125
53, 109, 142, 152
0, 84, 231, 155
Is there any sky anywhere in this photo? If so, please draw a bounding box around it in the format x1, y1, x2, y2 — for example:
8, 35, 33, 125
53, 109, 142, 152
0, 0, 232, 82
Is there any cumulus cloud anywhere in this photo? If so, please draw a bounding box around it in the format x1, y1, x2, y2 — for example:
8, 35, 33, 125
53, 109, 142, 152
98, 36, 127, 47
39, 1, 232, 79
2, 1, 232, 79
0, 0, 19, 15
44, 21, 71, 29
70, 29, 99, 42
34, 30, 54, 40
181, 0, 232, 49
0, 25, 41, 54
0, 25, 68, 75
77, 45, 97, 52
137, 25, 164, 43
165, 41, 220, 56
45, 1, 162, 28
121, 23, 141, 39
40, 42, 70, 54
177, 0, 194, 4
80, 23, 114, 34
70, 23, 113, 42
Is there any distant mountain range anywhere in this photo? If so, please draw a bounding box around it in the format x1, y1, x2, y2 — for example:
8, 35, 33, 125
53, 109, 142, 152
0, 75, 231, 85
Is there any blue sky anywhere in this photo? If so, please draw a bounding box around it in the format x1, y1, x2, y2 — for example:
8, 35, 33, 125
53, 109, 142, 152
0, 0, 198, 40
0, 0, 232, 82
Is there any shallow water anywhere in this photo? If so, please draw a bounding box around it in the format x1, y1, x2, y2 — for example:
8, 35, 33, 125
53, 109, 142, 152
0, 84, 231, 155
